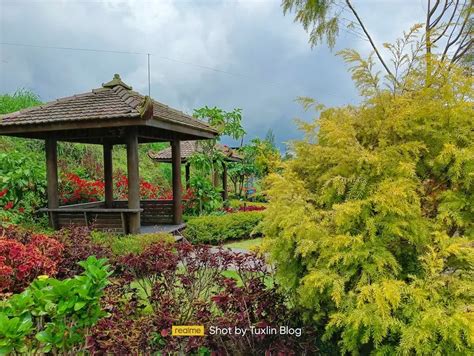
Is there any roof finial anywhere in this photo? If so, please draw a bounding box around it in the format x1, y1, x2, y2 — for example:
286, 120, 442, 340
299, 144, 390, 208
102, 74, 132, 90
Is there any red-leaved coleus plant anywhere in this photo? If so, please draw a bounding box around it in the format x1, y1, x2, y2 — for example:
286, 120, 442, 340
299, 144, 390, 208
0, 227, 63, 294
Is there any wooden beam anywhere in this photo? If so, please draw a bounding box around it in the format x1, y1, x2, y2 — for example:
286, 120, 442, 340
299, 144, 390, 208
222, 162, 228, 201
185, 163, 191, 190
145, 118, 216, 139
0, 117, 147, 135
45, 137, 59, 229
171, 140, 183, 224
0, 116, 217, 140
126, 128, 141, 233
103, 143, 114, 208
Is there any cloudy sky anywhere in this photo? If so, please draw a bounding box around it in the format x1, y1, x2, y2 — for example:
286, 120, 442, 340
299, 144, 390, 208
0, 0, 425, 150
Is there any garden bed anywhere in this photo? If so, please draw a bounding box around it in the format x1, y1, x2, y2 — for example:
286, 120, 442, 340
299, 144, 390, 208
0, 225, 315, 355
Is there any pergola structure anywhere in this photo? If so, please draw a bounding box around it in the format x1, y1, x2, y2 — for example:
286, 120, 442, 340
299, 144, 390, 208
0, 74, 218, 234
148, 141, 242, 201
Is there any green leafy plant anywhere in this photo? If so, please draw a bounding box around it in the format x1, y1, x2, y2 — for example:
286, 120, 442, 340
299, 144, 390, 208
193, 106, 245, 140
186, 106, 247, 209
187, 176, 223, 215
0, 256, 111, 354
184, 211, 264, 244
0, 151, 47, 224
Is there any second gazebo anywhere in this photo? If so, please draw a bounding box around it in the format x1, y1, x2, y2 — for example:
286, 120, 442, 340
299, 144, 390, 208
148, 141, 242, 201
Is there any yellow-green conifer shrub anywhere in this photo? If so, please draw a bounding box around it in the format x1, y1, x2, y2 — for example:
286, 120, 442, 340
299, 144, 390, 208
261, 47, 473, 354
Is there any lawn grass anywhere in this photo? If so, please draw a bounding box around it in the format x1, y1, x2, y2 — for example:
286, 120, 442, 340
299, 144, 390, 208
223, 237, 263, 251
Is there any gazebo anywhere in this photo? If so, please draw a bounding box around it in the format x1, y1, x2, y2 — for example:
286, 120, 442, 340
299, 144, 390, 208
148, 141, 242, 201
0, 74, 218, 234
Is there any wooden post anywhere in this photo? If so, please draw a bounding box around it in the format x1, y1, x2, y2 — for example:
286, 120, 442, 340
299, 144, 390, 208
222, 162, 228, 201
103, 143, 114, 208
171, 140, 183, 224
212, 164, 220, 187
126, 128, 140, 234
45, 137, 59, 229
185, 162, 190, 190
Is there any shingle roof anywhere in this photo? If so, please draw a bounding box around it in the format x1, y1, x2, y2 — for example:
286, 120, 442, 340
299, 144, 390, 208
0, 74, 216, 134
148, 141, 243, 162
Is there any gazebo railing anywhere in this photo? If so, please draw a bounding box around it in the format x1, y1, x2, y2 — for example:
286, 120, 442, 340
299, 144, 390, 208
113, 200, 175, 225
38, 199, 182, 234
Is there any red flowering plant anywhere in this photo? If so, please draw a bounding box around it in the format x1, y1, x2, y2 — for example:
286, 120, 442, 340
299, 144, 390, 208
59, 173, 105, 205
114, 174, 167, 200
0, 226, 63, 294
114, 174, 128, 199
60, 173, 174, 204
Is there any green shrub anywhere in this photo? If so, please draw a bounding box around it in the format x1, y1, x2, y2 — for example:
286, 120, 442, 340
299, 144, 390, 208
187, 176, 223, 215
0, 89, 41, 114
0, 151, 47, 225
184, 211, 264, 244
0, 256, 111, 354
91, 231, 174, 255
261, 46, 474, 353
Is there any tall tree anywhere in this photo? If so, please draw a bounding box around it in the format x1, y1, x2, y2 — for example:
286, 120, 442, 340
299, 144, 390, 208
283, 0, 473, 87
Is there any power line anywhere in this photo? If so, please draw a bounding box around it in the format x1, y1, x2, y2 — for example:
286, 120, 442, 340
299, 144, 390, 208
0, 41, 284, 86
0, 41, 349, 100
0, 42, 144, 55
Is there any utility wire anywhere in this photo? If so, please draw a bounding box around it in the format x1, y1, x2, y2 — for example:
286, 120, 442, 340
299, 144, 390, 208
0, 41, 284, 86
0, 41, 349, 100
0, 42, 144, 55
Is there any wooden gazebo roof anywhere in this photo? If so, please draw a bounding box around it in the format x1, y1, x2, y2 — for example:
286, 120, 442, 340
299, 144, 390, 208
148, 140, 243, 163
0, 74, 218, 144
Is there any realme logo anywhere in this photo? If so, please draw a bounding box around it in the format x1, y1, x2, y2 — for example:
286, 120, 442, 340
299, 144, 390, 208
172, 325, 205, 336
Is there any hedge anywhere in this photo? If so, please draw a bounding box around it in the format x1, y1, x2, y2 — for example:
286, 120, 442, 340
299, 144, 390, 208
91, 231, 174, 255
183, 211, 264, 244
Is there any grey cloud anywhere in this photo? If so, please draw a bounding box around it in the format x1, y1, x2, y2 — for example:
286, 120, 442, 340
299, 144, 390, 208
1, 0, 426, 150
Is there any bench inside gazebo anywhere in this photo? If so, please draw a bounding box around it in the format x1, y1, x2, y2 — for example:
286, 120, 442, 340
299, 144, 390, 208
0, 74, 218, 234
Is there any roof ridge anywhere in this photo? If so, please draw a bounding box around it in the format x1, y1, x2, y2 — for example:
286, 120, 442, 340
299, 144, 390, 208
151, 98, 211, 127
111, 86, 143, 112
110, 87, 215, 132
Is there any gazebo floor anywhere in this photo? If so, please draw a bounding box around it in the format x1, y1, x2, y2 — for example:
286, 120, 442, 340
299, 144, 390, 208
140, 223, 187, 235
